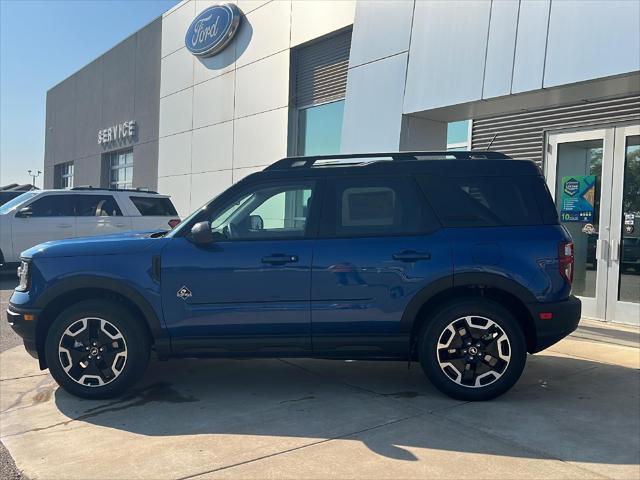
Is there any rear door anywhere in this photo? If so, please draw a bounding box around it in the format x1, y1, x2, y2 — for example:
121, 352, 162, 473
11, 194, 76, 255
75, 194, 132, 237
311, 175, 451, 357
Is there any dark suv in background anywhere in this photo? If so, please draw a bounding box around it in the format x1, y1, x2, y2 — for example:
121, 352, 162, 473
7, 151, 580, 401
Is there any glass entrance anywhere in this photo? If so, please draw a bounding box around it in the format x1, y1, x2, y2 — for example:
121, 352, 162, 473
546, 125, 640, 325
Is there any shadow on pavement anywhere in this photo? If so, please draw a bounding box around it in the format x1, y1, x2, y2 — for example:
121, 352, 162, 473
52, 353, 640, 466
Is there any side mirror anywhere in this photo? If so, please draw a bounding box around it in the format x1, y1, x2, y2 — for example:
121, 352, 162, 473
249, 214, 264, 231
190, 221, 214, 244
15, 207, 32, 218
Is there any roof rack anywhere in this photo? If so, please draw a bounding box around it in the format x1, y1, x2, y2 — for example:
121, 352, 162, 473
265, 150, 510, 171
70, 186, 159, 194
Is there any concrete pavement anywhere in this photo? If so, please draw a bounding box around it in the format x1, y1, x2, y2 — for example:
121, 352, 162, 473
1, 312, 639, 479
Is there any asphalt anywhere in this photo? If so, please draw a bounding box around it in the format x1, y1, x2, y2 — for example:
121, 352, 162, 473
0, 268, 639, 479
0, 271, 26, 480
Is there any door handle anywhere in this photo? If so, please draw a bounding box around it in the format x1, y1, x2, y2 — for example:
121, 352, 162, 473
261, 254, 298, 265
57, 224, 73, 229
392, 250, 431, 262
115, 223, 126, 228
596, 239, 608, 262
610, 239, 619, 262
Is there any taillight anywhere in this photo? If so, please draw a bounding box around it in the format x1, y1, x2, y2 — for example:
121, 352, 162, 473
559, 241, 574, 284
168, 218, 180, 229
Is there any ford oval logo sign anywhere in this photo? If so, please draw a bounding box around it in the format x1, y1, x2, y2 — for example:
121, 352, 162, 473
185, 4, 241, 58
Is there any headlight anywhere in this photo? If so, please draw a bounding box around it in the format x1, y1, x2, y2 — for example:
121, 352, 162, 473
16, 260, 30, 291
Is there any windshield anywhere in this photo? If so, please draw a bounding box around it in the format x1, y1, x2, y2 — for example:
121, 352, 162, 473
0, 192, 37, 215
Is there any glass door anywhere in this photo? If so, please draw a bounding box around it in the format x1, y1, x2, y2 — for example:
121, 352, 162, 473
607, 125, 640, 325
546, 125, 640, 325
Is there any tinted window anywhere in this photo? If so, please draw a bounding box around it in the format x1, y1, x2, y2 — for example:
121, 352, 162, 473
23, 195, 73, 217
419, 175, 546, 227
130, 196, 178, 216
323, 177, 438, 237
208, 181, 315, 240
75, 195, 122, 217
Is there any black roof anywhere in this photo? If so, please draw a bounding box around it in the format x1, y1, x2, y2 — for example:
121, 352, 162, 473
249, 151, 541, 181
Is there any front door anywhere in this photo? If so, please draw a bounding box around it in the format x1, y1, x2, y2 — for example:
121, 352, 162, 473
546, 124, 640, 325
161, 179, 317, 355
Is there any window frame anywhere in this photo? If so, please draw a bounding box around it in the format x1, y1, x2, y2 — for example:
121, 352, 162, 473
106, 149, 134, 190
75, 194, 123, 217
318, 175, 441, 239
56, 162, 74, 189
19, 194, 74, 218
176, 178, 324, 242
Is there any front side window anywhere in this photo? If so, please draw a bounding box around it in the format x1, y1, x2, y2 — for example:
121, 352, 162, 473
207, 182, 315, 240
75, 195, 122, 217
21, 195, 73, 217
106, 149, 133, 189
323, 177, 438, 237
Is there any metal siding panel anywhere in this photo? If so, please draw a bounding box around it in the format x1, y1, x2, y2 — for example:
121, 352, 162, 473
471, 95, 640, 166
294, 30, 352, 107
404, 0, 491, 112
483, 0, 520, 99
511, 0, 550, 94
544, 0, 640, 88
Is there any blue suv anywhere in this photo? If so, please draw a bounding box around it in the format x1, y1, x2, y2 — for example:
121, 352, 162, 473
7, 152, 581, 401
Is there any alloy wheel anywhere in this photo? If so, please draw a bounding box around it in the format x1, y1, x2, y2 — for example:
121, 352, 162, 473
58, 317, 128, 387
436, 315, 511, 388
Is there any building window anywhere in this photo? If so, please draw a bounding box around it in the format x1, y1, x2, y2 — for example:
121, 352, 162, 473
447, 120, 470, 151
54, 162, 74, 189
292, 30, 351, 156
297, 100, 345, 156
106, 149, 133, 189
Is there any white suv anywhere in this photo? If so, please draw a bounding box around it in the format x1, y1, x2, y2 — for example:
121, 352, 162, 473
0, 188, 180, 265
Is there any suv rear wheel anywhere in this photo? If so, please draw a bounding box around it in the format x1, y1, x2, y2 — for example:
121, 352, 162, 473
45, 299, 150, 399
419, 298, 526, 401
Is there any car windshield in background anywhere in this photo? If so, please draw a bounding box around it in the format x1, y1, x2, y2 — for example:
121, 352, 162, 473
0, 192, 37, 214
130, 196, 178, 216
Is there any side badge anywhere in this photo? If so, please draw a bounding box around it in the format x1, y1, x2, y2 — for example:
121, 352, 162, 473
177, 286, 192, 300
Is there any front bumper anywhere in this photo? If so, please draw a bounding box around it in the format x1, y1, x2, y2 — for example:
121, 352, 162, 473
6, 304, 40, 358
527, 295, 582, 353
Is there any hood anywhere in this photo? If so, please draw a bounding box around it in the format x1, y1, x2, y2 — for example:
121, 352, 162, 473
21, 231, 167, 260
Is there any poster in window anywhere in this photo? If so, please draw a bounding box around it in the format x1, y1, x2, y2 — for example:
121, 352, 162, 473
560, 175, 596, 223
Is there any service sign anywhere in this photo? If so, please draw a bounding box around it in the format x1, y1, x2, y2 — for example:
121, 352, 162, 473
560, 175, 596, 223
185, 4, 241, 58
98, 121, 136, 145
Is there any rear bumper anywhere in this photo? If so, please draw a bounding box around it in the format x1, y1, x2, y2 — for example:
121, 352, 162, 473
526, 295, 581, 353
6, 303, 40, 358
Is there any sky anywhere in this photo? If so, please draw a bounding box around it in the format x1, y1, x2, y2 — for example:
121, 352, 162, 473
0, 0, 178, 188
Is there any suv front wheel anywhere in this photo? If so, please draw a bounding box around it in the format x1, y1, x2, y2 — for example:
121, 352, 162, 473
419, 298, 526, 401
45, 299, 150, 399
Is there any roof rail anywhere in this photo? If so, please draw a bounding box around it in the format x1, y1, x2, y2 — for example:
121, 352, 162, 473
265, 150, 510, 171
70, 186, 159, 194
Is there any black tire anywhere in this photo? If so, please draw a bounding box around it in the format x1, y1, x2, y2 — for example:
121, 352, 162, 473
419, 298, 526, 401
45, 299, 150, 399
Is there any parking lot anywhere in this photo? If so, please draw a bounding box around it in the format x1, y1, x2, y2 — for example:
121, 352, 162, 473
1, 271, 639, 480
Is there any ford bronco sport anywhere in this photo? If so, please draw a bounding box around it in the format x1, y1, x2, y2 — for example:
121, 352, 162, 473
7, 151, 581, 401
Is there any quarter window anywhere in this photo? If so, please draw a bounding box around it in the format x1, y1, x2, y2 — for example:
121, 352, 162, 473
323, 177, 438, 237
130, 197, 178, 216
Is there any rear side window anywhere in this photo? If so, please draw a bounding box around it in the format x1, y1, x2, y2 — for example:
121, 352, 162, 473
321, 176, 439, 237
418, 175, 549, 227
23, 195, 73, 217
75, 195, 122, 217
130, 196, 178, 216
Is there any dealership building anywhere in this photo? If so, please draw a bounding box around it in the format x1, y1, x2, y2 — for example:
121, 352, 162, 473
43, 0, 639, 324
